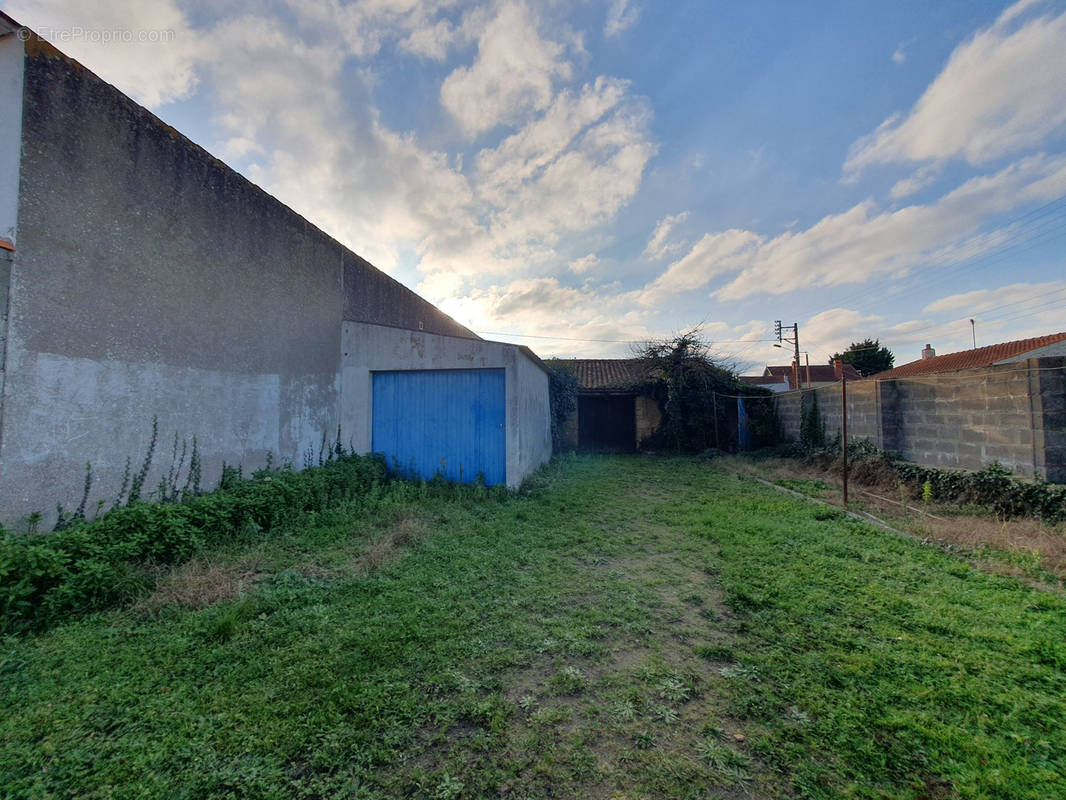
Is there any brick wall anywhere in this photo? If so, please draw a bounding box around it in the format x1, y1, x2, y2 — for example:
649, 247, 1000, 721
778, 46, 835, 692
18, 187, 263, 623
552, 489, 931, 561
773, 357, 1066, 482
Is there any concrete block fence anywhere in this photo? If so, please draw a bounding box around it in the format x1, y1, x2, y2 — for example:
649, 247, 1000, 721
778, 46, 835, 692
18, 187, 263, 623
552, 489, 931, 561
772, 357, 1066, 482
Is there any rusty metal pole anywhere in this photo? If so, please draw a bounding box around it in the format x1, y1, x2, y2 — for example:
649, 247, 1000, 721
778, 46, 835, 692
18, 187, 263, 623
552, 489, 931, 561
841, 373, 848, 506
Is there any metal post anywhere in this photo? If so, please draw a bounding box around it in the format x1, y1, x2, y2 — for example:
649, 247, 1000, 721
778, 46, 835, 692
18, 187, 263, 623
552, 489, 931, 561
713, 392, 720, 451
841, 373, 848, 506
793, 323, 801, 388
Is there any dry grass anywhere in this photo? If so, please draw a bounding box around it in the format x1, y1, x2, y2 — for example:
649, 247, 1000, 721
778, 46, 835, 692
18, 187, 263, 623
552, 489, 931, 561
135, 558, 264, 612
350, 514, 426, 577
726, 455, 1066, 584
134, 514, 428, 613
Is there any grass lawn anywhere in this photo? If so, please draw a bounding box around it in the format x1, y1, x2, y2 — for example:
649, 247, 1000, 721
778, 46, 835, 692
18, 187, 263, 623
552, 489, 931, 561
2, 455, 1064, 799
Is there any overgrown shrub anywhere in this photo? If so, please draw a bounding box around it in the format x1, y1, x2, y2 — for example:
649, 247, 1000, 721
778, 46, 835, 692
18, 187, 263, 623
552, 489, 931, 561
777, 441, 1066, 523
888, 460, 1066, 522
0, 453, 389, 633
799, 392, 827, 450
545, 360, 579, 452
633, 330, 776, 453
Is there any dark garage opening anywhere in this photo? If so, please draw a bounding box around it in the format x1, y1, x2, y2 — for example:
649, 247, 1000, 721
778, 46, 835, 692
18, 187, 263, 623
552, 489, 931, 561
578, 394, 636, 453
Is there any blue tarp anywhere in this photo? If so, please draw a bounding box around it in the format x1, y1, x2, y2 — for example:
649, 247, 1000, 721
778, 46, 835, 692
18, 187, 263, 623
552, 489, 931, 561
737, 397, 752, 451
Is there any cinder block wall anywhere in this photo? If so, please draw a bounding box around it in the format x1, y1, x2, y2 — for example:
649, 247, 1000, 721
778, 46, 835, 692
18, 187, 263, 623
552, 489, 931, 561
773, 358, 1066, 481
1037, 360, 1066, 483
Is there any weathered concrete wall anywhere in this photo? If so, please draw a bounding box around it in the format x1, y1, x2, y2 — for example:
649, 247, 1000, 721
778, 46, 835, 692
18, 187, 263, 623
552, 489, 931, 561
339, 322, 551, 487
635, 394, 661, 448
0, 37, 485, 523
514, 347, 553, 480
0, 31, 22, 244
773, 358, 1066, 481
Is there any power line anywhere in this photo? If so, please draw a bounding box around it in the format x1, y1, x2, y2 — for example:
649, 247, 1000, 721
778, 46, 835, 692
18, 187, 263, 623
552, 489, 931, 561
476, 330, 778, 345
829, 195, 1066, 316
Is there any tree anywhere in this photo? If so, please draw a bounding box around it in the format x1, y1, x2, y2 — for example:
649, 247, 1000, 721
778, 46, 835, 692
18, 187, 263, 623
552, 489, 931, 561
634, 330, 732, 452
830, 338, 894, 377
632, 329, 777, 452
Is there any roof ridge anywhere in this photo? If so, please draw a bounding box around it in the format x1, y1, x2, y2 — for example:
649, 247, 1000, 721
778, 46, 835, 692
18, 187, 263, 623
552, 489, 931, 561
873, 331, 1066, 379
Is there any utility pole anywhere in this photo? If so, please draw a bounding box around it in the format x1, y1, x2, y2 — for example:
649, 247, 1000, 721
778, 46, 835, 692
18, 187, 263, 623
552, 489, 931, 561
841, 372, 848, 506
774, 321, 802, 388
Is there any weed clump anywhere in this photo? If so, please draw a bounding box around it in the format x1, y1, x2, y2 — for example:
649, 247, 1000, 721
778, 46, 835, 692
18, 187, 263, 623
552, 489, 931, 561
0, 453, 389, 633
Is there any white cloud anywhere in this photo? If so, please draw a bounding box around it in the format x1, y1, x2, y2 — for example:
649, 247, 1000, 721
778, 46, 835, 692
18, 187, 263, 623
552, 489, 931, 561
434, 277, 657, 357
640, 229, 760, 304
440, 2, 573, 137
637, 154, 1066, 304
8, 0, 199, 107
474, 77, 631, 202
891, 43, 907, 64
569, 254, 599, 274
399, 18, 459, 60
282, 0, 467, 61
800, 308, 885, 360
642, 211, 690, 259
923, 280, 1066, 314
712, 154, 1066, 300
845, 0, 1066, 177
398, 5, 488, 60
605, 0, 639, 37
888, 165, 938, 199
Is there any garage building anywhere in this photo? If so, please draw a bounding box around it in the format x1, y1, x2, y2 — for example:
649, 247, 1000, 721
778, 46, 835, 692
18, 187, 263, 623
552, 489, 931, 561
0, 15, 551, 525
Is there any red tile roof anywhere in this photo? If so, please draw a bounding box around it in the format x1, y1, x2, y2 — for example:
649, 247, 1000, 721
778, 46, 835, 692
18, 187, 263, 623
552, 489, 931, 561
550, 359, 656, 390
873, 332, 1066, 379
764, 363, 861, 382
739, 375, 787, 386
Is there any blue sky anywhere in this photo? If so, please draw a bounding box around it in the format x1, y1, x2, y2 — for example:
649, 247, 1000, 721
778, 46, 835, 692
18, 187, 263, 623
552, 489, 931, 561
9, 0, 1066, 370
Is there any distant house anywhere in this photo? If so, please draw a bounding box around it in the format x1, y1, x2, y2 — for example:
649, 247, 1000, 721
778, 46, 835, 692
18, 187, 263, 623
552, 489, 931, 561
873, 333, 1066, 379
552, 359, 662, 452
737, 373, 791, 393
740, 361, 860, 392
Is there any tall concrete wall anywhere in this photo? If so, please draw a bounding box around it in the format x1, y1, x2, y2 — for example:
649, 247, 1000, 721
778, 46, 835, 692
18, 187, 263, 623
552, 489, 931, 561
0, 33, 546, 523
0, 30, 22, 244
773, 358, 1066, 481
340, 322, 551, 487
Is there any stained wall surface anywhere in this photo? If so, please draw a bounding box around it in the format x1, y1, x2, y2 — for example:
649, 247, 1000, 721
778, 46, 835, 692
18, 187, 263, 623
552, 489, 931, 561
0, 35, 552, 524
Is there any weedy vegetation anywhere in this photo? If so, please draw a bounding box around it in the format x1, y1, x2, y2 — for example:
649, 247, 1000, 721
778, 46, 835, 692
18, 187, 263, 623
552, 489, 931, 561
1, 456, 1064, 798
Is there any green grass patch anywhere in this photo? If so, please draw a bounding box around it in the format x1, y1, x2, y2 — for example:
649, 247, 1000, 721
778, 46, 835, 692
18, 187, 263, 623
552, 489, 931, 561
2, 456, 1064, 798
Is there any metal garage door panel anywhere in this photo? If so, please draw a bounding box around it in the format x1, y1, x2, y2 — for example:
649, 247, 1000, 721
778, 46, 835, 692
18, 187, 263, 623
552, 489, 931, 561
372, 369, 506, 485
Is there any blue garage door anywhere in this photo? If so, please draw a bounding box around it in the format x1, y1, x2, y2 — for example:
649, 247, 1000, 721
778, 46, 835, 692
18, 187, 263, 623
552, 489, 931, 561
372, 369, 506, 485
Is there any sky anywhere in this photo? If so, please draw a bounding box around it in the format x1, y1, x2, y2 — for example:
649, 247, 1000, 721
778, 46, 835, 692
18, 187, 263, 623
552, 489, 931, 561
7, 0, 1066, 372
